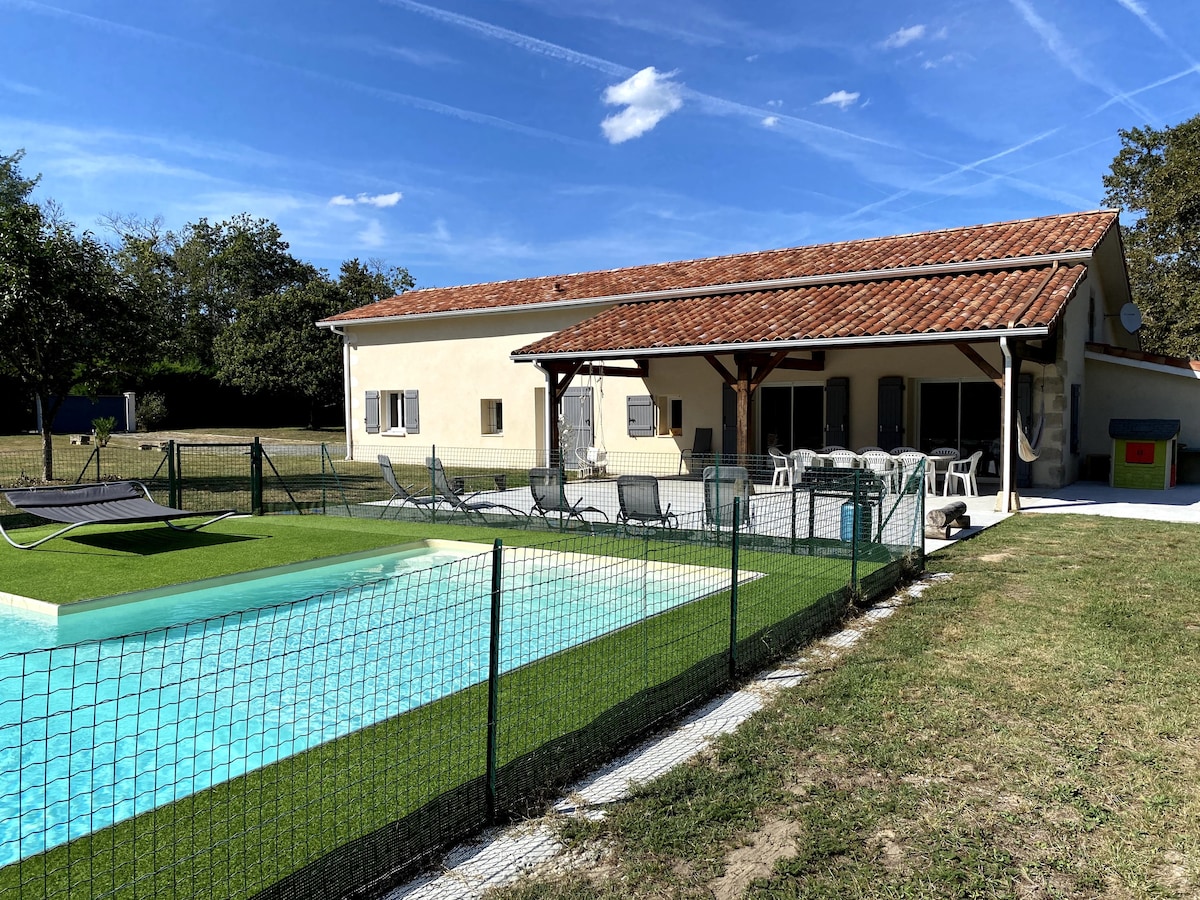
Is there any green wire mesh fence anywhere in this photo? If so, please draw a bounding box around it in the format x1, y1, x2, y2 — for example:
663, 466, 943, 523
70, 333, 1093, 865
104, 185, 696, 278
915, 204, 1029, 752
0, 449, 926, 899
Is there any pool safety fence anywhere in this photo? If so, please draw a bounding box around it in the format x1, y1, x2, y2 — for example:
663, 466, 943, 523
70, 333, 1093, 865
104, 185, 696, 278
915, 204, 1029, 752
2, 441, 931, 541
0, 469, 924, 900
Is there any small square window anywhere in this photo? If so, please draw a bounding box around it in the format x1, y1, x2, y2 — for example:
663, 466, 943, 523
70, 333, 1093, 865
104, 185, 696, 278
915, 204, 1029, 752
482, 399, 503, 435
656, 396, 683, 436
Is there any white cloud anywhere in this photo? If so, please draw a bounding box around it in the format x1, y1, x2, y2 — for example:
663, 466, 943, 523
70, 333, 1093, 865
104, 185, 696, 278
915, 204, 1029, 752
882, 25, 926, 49
766, 99, 783, 108
818, 90, 860, 110
357, 219, 387, 248
600, 67, 684, 144
0, 79, 43, 96
762, 116, 780, 128
329, 191, 403, 207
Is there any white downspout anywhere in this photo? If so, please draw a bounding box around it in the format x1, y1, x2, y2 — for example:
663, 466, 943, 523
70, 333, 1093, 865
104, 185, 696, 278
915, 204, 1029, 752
330, 325, 354, 461
999, 337, 1015, 513
533, 361, 553, 467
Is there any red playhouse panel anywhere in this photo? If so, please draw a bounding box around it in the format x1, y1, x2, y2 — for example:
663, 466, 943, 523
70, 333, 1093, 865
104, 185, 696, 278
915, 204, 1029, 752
1125, 441, 1156, 464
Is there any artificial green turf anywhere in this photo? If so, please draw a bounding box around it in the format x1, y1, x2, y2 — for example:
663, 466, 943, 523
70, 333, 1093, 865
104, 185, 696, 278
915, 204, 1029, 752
0, 519, 905, 900
0, 515, 549, 604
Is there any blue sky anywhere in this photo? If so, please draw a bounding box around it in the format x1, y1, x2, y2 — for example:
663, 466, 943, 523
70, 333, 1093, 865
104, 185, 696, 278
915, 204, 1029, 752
2, 0, 1199, 289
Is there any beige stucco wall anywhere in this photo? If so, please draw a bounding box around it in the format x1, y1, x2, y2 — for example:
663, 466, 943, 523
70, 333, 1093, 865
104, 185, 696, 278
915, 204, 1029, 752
1083, 356, 1200, 458
342, 307, 598, 459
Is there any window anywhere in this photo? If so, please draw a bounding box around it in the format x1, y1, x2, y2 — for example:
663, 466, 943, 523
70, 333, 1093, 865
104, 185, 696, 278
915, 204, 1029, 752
655, 396, 683, 436
481, 399, 504, 435
365, 389, 418, 435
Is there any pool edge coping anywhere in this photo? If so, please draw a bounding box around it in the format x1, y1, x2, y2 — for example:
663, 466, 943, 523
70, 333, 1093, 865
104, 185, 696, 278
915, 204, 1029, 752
1, 539, 494, 619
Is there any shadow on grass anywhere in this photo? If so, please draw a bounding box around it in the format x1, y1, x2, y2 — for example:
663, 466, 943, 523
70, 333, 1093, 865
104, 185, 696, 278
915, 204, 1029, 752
65, 529, 263, 555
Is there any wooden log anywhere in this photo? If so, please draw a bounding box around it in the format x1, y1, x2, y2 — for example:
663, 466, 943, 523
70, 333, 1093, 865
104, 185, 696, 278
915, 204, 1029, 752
927, 501, 968, 529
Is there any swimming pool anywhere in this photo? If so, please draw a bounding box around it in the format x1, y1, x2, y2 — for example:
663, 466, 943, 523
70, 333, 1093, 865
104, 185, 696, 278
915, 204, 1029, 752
0, 541, 752, 864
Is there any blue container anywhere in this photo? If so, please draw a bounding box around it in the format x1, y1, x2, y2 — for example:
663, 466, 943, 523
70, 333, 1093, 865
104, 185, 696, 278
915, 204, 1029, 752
840, 501, 872, 542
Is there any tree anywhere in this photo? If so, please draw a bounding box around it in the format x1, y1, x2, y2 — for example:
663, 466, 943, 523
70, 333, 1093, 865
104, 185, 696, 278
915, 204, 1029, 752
338, 257, 415, 307
211, 260, 413, 428
212, 278, 350, 428
1103, 115, 1200, 358
0, 151, 153, 479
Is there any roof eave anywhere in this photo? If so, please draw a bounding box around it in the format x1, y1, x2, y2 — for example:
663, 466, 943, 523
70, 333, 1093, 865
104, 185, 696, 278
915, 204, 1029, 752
511, 326, 1053, 362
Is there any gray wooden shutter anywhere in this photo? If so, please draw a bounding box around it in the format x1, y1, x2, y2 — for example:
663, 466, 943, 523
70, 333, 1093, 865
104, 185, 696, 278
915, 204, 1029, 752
877, 376, 905, 451
627, 395, 656, 436
403, 390, 420, 434
824, 377, 849, 448
365, 390, 380, 434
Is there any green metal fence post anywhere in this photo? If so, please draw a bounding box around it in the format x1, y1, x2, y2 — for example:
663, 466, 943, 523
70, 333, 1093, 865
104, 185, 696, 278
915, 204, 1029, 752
728, 496, 741, 682
320, 443, 327, 514
168, 440, 178, 509
94, 445, 101, 482
430, 444, 437, 524
790, 483, 797, 555
850, 470, 861, 594
486, 538, 503, 824
250, 437, 264, 515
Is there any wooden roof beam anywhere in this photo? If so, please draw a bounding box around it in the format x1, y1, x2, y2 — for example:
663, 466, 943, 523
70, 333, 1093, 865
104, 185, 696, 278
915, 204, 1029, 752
955, 342, 1003, 386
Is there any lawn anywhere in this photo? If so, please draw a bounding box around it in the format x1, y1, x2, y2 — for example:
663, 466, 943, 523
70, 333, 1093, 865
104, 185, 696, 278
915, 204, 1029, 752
0, 513, 899, 900
490, 514, 1200, 899
0, 514, 540, 604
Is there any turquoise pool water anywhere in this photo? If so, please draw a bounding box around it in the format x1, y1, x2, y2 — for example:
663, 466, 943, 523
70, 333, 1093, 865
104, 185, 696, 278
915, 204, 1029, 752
0, 544, 736, 864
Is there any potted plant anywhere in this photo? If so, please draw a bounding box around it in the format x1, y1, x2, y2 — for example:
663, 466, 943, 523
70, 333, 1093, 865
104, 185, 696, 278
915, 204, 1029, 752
91, 416, 116, 447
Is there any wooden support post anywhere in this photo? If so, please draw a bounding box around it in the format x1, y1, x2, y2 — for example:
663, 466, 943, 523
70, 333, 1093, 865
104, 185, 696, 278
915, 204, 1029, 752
736, 355, 752, 457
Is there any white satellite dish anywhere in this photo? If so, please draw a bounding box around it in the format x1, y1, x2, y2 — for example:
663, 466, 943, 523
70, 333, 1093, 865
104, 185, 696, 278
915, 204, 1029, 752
1119, 302, 1143, 334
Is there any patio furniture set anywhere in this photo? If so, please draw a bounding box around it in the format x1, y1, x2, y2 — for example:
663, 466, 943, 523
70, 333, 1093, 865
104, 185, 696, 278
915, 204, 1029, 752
767, 446, 983, 498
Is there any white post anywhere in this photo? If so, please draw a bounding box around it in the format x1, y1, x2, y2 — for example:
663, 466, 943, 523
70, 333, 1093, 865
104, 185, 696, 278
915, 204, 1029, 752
999, 337, 1014, 513
123, 392, 137, 432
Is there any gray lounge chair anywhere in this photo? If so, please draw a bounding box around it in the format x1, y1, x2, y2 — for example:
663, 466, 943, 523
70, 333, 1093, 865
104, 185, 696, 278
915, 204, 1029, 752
703, 465, 753, 532
529, 467, 609, 525
1, 480, 235, 550
378, 455, 440, 518
427, 457, 529, 520
678, 427, 714, 475
616, 475, 677, 529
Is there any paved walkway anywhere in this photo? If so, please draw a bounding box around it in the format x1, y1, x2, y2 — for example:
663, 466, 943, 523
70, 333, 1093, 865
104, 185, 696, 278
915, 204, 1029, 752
924, 481, 1200, 551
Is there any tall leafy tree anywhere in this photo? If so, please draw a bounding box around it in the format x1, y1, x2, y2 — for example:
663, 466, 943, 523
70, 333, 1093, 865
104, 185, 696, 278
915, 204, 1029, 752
0, 151, 152, 479
211, 260, 412, 428
1103, 115, 1200, 357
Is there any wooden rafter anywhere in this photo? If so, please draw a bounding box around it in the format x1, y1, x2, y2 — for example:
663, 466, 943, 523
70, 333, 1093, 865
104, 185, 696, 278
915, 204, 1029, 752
749, 350, 789, 391
954, 343, 1003, 386
703, 354, 736, 386
543, 359, 649, 379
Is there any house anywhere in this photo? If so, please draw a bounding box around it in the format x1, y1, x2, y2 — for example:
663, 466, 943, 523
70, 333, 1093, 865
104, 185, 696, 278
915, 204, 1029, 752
318, 209, 1198, 505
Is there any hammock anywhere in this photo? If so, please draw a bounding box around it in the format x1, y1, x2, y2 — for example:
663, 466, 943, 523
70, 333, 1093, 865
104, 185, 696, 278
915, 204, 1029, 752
1016, 408, 1044, 463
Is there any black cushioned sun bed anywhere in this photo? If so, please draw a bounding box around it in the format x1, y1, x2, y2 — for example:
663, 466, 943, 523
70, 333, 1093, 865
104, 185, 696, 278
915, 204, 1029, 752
1, 481, 235, 550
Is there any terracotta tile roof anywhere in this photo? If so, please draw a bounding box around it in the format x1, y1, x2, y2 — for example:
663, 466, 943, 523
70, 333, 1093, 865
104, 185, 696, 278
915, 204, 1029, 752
1086, 342, 1200, 373
322, 210, 1118, 324
513, 265, 1089, 357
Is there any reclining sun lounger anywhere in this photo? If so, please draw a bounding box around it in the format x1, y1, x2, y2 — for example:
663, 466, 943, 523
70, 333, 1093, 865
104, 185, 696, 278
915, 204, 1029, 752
1, 480, 236, 550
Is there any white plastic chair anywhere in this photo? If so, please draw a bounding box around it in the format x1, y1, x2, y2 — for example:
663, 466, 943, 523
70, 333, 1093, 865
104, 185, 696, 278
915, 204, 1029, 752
897, 451, 936, 495
944, 451, 983, 496
928, 447, 959, 494
768, 446, 791, 486
860, 451, 897, 491
788, 448, 815, 482
828, 450, 861, 469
